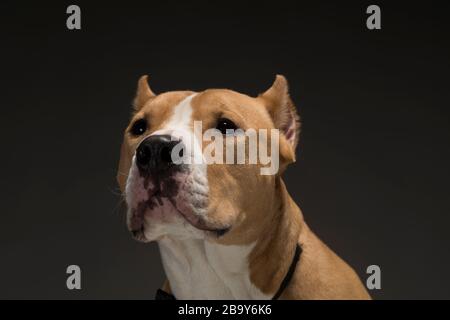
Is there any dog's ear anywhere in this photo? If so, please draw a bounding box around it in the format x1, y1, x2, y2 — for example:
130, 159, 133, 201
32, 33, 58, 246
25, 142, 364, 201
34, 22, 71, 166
258, 75, 301, 165
117, 136, 132, 195
134, 75, 156, 111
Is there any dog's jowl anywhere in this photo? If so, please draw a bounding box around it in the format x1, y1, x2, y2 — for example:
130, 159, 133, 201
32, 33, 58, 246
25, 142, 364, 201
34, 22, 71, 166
117, 75, 370, 300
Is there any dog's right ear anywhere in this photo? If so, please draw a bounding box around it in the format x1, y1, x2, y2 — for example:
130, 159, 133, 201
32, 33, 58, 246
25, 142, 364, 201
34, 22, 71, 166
258, 75, 301, 167
133, 75, 156, 111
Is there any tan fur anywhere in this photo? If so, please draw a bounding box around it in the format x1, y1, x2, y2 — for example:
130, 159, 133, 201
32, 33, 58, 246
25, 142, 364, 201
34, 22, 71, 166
248, 179, 370, 299
117, 75, 370, 299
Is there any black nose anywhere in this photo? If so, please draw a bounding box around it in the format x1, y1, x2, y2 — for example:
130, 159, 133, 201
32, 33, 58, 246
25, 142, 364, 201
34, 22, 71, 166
136, 135, 181, 172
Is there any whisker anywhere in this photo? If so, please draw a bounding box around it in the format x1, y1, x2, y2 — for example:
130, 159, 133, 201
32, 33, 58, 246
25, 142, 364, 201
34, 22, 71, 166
107, 185, 127, 216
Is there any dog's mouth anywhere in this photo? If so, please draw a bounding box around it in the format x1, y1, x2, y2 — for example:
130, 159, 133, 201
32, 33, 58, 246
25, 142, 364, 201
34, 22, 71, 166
131, 226, 147, 242
130, 206, 231, 242
126, 159, 231, 241
129, 185, 230, 241
172, 205, 231, 236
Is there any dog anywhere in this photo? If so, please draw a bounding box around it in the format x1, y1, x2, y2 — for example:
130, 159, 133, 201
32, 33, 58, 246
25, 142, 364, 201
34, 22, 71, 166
117, 74, 370, 300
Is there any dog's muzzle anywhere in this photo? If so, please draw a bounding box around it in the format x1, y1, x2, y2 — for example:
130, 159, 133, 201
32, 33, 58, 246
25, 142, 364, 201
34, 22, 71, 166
127, 133, 230, 240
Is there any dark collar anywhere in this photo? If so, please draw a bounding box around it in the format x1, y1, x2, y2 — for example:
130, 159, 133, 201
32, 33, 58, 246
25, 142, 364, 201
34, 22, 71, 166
155, 243, 302, 300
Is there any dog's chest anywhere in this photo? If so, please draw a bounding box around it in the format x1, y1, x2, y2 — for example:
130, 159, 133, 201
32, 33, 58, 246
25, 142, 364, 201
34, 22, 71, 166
158, 238, 270, 299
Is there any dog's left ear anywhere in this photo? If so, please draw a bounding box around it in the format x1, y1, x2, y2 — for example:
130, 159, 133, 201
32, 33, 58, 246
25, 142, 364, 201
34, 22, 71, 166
258, 75, 301, 165
134, 75, 156, 111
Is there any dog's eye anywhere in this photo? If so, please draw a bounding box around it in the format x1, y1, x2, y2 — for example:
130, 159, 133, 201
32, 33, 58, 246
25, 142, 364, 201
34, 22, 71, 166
130, 119, 147, 136
215, 118, 238, 135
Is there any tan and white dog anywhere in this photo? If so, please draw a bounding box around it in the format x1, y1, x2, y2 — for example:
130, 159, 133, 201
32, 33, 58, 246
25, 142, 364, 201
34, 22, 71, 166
117, 75, 370, 300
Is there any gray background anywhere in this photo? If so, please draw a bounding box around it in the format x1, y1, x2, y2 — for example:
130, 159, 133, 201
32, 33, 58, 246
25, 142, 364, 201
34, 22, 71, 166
0, 1, 449, 299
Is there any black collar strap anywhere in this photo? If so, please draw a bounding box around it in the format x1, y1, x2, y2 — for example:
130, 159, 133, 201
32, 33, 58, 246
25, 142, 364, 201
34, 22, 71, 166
155, 243, 302, 300
155, 288, 176, 300
271, 243, 302, 300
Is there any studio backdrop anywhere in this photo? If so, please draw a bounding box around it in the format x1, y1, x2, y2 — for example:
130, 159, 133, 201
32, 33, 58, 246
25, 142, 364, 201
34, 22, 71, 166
0, 1, 449, 299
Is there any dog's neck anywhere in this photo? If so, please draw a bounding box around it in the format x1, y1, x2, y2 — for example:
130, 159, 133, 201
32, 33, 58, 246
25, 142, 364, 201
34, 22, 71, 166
157, 178, 303, 300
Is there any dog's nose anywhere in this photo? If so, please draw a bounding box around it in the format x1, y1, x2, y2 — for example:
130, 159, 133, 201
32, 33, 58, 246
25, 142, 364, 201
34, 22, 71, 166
136, 135, 181, 172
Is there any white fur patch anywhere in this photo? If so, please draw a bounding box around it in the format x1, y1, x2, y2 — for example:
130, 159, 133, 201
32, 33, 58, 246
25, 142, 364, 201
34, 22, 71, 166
159, 238, 271, 300
152, 94, 204, 166
151, 94, 194, 143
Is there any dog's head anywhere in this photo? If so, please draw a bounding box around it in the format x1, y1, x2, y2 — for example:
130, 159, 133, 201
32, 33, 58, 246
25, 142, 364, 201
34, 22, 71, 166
117, 75, 300, 243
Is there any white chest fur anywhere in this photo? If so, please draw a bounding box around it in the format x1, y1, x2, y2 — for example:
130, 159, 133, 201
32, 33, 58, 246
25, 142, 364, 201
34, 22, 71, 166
158, 237, 271, 300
